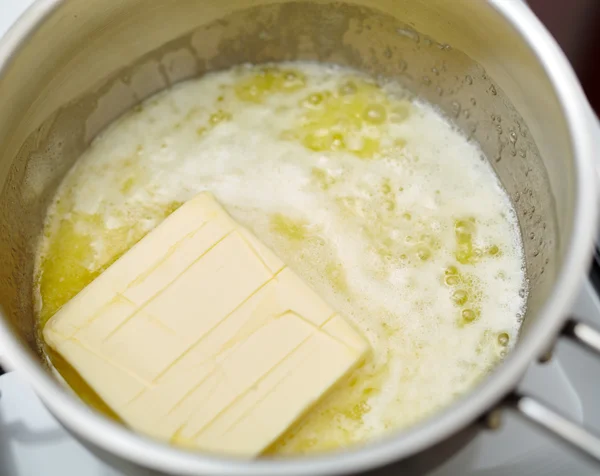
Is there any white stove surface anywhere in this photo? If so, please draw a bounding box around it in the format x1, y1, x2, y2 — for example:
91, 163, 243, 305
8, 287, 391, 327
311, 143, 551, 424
1, 2, 600, 475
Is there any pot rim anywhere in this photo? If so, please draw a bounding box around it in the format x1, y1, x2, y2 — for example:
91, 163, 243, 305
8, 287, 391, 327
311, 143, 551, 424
0, 1, 597, 475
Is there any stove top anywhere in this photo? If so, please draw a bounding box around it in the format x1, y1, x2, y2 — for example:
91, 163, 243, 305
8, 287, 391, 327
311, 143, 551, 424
1, 2, 600, 475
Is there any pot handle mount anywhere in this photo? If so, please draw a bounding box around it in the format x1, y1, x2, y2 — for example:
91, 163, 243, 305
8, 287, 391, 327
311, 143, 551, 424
491, 317, 600, 462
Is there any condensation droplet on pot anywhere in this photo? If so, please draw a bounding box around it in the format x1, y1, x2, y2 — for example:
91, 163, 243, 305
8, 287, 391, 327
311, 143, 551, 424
510, 149, 517, 157
496, 116, 502, 123
463, 109, 470, 119
398, 60, 408, 72
451, 101, 461, 117
496, 125, 503, 134
529, 232, 535, 240
545, 257, 549, 264
482, 72, 488, 80
465, 75, 473, 85
439, 43, 452, 51
540, 266, 545, 275
489, 84, 497, 95
519, 149, 526, 158
533, 249, 540, 257
436, 86, 444, 96
424, 38, 433, 46
383, 47, 392, 59
467, 123, 478, 139
510, 131, 518, 144
422, 76, 431, 86
470, 97, 477, 106
259, 30, 271, 40
397, 27, 420, 43
431, 66, 439, 76
515, 192, 520, 202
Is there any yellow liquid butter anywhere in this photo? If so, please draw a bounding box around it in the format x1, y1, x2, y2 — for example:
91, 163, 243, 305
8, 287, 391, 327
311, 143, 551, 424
35, 63, 526, 454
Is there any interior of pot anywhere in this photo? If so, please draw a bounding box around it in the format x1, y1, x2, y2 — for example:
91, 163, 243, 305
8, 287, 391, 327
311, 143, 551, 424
0, 0, 566, 416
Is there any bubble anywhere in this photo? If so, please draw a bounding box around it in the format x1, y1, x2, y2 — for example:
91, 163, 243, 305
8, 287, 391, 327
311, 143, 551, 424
445, 265, 459, 276
445, 275, 460, 286
339, 81, 358, 95
452, 290, 468, 305
454, 219, 475, 244
462, 309, 477, 322
363, 104, 387, 124
416, 247, 431, 261
331, 134, 345, 150
497, 332, 509, 346
307, 93, 323, 105
209, 110, 232, 124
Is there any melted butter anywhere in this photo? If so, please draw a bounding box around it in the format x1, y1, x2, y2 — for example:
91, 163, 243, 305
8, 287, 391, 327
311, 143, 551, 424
35, 62, 526, 455
288, 78, 411, 159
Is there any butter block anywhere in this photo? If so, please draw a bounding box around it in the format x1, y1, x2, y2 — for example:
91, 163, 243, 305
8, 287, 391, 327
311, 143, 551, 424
44, 192, 369, 457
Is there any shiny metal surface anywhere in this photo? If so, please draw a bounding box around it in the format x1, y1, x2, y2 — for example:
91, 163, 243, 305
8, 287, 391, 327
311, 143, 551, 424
564, 318, 600, 357
509, 393, 600, 463
0, 0, 597, 474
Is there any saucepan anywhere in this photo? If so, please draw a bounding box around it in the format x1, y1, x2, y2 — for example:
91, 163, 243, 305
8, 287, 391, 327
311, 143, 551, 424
1, 0, 600, 474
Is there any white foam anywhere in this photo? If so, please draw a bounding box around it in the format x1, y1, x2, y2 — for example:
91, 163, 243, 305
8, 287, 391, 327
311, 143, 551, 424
40, 62, 526, 452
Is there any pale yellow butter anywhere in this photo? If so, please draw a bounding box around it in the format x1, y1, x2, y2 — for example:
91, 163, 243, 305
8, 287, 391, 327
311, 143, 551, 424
44, 192, 369, 456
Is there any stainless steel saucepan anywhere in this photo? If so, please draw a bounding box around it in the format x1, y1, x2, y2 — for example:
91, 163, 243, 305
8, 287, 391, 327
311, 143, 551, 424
1, 0, 600, 474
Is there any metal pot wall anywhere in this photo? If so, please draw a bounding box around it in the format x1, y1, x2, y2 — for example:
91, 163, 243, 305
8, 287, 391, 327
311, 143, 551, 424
0, 0, 599, 474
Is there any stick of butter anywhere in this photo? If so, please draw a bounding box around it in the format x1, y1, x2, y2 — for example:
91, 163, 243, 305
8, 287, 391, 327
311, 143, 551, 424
44, 192, 369, 457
